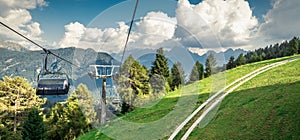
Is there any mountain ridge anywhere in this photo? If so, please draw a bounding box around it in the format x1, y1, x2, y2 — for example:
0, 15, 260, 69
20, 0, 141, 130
0, 41, 247, 82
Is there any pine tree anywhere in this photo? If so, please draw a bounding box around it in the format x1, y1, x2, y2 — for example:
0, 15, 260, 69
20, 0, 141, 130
235, 53, 247, 66
130, 61, 150, 95
120, 55, 150, 96
261, 52, 266, 60
170, 62, 185, 90
150, 48, 170, 79
205, 53, 217, 77
189, 61, 204, 83
116, 55, 151, 113
226, 56, 235, 70
287, 37, 299, 55
249, 52, 259, 63
22, 107, 46, 140
148, 48, 171, 94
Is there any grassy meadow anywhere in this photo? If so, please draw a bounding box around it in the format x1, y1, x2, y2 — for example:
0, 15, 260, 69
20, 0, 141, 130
188, 57, 300, 139
78, 55, 299, 139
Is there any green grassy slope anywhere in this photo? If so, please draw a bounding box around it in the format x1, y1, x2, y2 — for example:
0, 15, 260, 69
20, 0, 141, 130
78, 55, 299, 140
188, 58, 300, 139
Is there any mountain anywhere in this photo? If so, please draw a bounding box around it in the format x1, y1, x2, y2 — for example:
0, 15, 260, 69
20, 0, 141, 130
0, 39, 247, 84
0, 40, 28, 52
136, 48, 247, 75
189, 48, 248, 66
0, 44, 120, 84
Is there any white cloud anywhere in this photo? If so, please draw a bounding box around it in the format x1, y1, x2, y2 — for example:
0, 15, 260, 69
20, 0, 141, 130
59, 11, 178, 54
0, 0, 47, 16
98, 22, 130, 52
27, 22, 43, 37
188, 47, 226, 56
257, 0, 300, 41
135, 11, 177, 46
3, 9, 32, 27
59, 21, 130, 53
0, 0, 48, 50
59, 22, 86, 48
175, 0, 258, 51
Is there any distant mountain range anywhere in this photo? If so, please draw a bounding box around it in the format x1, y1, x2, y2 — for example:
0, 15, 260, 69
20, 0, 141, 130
0, 41, 248, 103
0, 41, 247, 83
137, 48, 247, 70
189, 48, 247, 66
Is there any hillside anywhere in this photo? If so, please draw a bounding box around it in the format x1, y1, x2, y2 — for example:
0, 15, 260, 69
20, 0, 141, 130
188, 57, 300, 139
78, 55, 299, 140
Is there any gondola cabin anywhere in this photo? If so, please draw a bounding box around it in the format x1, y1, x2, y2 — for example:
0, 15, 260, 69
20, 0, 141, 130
36, 78, 70, 95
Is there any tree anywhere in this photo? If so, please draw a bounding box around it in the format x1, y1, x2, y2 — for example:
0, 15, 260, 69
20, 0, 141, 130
287, 37, 299, 55
249, 52, 259, 63
235, 53, 247, 66
75, 84, 97, 126
115, 55, 151, 113
45, 103, 65, 139
205, 53, 217, 77
22, 107, 46, 140
260, 52, 266, 60
0, 125, 22, 140
170, 62, 185, 90
226, 56, 235, 70
129, 61, 151, 95
46, 94, 91, 139
63, 94, 90, 139
189, 61, 204, 83
0, 76, 45, 133
150, 48, 170, 79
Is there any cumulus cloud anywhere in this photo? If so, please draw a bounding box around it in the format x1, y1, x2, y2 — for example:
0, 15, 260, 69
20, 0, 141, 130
59, 22, 86, 48
176, 0, 258, 52
135, 11, 177, 46
59, 11, 177, 53
59, 21, 130, 53
0, 0, 47, 16
257, 0, 300, 41
0, 0, 47, 49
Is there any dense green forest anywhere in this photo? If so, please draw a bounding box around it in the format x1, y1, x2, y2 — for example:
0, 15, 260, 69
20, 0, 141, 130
226, 37, 300, 69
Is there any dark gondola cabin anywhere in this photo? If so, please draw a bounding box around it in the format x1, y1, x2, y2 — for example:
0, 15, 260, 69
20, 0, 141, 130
36, 78, 70, 95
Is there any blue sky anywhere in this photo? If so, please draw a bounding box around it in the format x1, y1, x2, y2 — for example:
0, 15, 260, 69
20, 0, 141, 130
30, 0, 177, 42
27, 0, 271, 41
1, 0, 299, 53
29, 0, 271, 43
